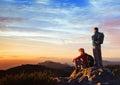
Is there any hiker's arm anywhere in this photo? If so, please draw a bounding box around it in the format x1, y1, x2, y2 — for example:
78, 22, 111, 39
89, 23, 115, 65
92, 35, 97, 48
73, 55, 81, 62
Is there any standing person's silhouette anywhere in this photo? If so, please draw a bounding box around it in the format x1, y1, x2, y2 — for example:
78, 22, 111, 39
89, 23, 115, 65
92, 27, 104, 68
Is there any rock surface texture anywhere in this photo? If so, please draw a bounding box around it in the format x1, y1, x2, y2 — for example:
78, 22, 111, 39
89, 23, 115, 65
55, 67, 120, 85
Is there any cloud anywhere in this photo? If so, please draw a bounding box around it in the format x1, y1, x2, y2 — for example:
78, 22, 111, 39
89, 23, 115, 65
0, 0, 120, 61
0, 16, 25, 29
90, 0, 120, 17
0, 17, 24, 23
0, 0, 120, 45
0, 2, 92, 44
0, 56, 4, 58
98, 19, 120, 46
100, 19, 120, 27
86, 0, 120, 46
36, 0, 50, 5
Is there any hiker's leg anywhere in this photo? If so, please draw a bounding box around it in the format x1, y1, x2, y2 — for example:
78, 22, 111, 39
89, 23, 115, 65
93, 47, 97, 66
95, 45, 103, 68
74, 60, 84, 70
74, 60, 78, 70
93, 46, 99, 67
76, 60, 86, 69
97, 45, 103, 67
74, 60, 79, 73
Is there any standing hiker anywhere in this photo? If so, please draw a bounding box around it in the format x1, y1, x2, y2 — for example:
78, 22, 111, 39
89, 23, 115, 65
92, 27, 104, 68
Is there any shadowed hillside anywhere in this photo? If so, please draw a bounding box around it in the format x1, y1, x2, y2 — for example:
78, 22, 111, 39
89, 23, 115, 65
0, 61, 73, 79
0, 61, 119, 85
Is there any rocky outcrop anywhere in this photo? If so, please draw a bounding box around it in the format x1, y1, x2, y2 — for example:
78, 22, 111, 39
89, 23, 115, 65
55, 67, 119, 85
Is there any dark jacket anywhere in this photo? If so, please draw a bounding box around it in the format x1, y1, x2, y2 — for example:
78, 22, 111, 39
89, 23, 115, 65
92, 32, 101, 46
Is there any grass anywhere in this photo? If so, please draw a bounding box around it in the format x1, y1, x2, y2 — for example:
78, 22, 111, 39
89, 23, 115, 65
105, 64, 120, 79
0, 72, 57, 85
0, 64, 119, 85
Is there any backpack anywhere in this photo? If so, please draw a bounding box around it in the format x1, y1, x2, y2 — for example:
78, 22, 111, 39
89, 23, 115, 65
97, 32, 104, 44
86, 55, 94, 67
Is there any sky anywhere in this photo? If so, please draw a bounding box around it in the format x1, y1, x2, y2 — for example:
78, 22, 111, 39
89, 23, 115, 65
0, 0, 120, 69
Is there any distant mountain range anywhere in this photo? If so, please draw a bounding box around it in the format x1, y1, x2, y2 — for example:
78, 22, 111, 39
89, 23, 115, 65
103, 60, 120, 65
38, 60, 70, 69
38, 60, 120, 68
0, 60, 119, 78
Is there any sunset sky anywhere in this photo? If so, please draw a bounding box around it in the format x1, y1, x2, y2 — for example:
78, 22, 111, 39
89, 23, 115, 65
0, 0, 120, 69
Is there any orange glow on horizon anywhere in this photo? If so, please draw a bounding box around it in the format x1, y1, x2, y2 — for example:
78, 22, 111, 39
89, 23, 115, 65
0, 37, 120, 70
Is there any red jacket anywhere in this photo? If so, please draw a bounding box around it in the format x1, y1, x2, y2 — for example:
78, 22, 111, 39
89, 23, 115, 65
73, 53, 88, 64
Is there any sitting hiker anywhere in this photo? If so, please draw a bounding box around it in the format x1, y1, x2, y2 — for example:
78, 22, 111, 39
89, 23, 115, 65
73, 48, 88, 71
73, 48, 94, 72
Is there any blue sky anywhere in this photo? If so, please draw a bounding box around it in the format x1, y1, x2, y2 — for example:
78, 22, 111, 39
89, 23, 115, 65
0, 0, 120, 43
0, 0, 120, 62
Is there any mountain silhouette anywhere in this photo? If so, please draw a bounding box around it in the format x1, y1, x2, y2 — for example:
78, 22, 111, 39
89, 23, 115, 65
38, 60, 70, 69
0, 61, 73, 78
103, 60, 120, 65
0, 60, 119, 85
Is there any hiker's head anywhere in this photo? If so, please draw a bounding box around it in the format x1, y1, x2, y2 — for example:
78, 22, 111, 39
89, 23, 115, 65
94, 27, 99, 33
79, 48, 85, 54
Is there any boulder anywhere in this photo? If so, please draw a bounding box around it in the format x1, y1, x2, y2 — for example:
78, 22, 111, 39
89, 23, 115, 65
55, 67, 119, 85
